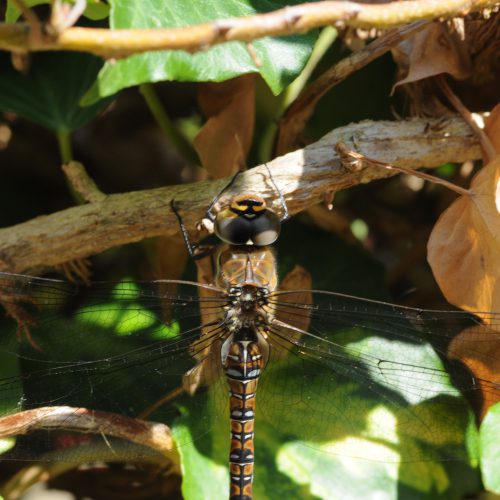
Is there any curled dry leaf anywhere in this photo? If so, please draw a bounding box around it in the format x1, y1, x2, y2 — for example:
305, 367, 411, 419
427, 155, 500, 320
147, 234, 189, 324
428, 104, 500, 417
392, 22, 471, 93
182, 253, 221, 395
274, 265, 312, 350
193, 74, 256, 178
448, 325, 499, 419
484, 103, 500, 154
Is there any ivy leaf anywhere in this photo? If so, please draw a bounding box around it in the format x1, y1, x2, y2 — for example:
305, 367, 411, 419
0, 52, 112, 133
83, 0, 317, 104
480, 402, 500, 493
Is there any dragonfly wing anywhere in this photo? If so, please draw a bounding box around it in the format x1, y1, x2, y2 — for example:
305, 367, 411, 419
0, 273, 230, 462
258, 289, 500, 463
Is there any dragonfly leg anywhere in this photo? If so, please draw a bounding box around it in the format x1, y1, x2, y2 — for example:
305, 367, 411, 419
263, 163, 289, 223
205, 170, 244, 221
170, 200, 216, 260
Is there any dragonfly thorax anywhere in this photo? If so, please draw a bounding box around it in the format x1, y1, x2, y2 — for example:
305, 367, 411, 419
224, 285, 270, 333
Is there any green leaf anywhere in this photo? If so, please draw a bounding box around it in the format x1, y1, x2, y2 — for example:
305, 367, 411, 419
82, 0, 317, 104
5, 0, 109, 23
173, 413, 229, 500
5, 0, 48, 23
0, 51, 112, 133
480, 402, 500, 493
82, 0, 110, 21
78, 281, 180, 338
0, 318, 22, 458
0, 323, 21, 417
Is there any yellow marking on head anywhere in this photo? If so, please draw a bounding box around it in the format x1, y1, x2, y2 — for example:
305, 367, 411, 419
231, 202, 248, 212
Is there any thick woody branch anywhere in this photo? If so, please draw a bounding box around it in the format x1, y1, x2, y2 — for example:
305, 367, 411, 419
0, 0, 497, 56
0, 116, 481, 274
0, 406, 176, 460
0, 406, 177, 500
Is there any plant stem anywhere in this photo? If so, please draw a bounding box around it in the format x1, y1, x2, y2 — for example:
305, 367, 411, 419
57, 131, 86, 204
1, 0, 497, 56
139, 83, 198, 164
283, 26, 338, 109
57, 131, 73, 164
259, 26, 337, 161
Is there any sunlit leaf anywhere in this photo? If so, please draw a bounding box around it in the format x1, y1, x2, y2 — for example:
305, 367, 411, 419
5, 0, 109, 23
480, 402, 500, 493
82, 0, 316, 103
428, 156, 500, 320
172, 415, 229, 500
5, 0, 49, 23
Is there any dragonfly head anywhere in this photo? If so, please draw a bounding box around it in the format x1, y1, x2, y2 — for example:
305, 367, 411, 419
214, 194, 281, 246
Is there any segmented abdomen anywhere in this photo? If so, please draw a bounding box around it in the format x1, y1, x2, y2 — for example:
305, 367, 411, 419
224, 336, 264, 500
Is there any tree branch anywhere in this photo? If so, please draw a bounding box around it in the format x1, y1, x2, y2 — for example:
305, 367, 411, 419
275, 20, 429, 155
0, 406, 176, 460
0, 116, 481, 274
0, 0, 496, 56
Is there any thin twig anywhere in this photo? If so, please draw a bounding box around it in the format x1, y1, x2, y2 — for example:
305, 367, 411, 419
336, 141, 472, 196
436, 75, 497, 163
139, 84, 199, 164
9, 0, 40, 29
0, 0, 496, 56
62, 161, 107, 203
49, 0, 87, 35
276, 20, 429, 154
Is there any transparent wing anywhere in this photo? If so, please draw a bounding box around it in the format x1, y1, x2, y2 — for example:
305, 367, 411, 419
0, 272, 230, 462
258, 289, 500, 462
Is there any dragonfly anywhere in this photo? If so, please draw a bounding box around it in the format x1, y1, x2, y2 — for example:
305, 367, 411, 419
0, 176, 499, 500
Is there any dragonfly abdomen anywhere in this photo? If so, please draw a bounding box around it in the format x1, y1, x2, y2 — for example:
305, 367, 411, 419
224, 329, 264, 500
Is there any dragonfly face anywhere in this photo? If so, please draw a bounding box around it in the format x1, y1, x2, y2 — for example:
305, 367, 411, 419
214, 194, 281, 247
0, 190, 498, 500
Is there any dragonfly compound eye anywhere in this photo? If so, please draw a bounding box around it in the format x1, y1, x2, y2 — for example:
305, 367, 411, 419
214, 200, 281, 246
250, 211, 280, 245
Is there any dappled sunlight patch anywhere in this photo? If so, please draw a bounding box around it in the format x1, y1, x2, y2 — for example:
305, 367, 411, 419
277, 438, 400, 499
73, 281, 180, 338
277, 437, 455, 498
78, 303, 156, 336
344, 334, 458, 405
365, 406, 398, 444
0, 437, 15, 455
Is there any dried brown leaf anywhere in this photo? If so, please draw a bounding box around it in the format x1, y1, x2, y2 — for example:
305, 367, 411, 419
427, 155, 500, 321
484, 102, 500, 155
392, 22, 471, 92
149, 235, 189, 282
275, 265, 312, 337
146, 235, 189, 324
448, 326, 500, 419
181, 253, 223, 395
193, 74, 256, 178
